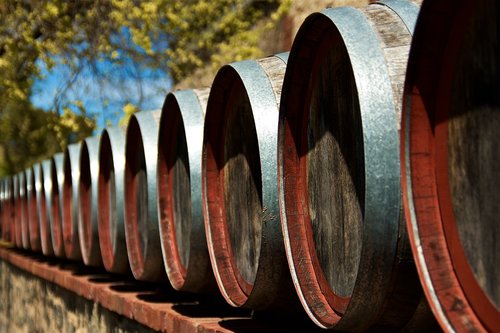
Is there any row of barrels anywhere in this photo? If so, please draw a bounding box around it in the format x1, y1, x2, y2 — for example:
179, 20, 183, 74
0, 0, 498, 332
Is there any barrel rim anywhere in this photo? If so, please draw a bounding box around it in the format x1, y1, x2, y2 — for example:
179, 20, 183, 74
27, 165, 42, 251
278, 5, 408, 329
124, 110, 165, 282
98, 127, 130, 274
62, 143, 82, 260
157, 91, 193, 290
203, 54, 288, 309
401, 0, 499, 331
78, 136, 103, 267
39, 160, 55, 256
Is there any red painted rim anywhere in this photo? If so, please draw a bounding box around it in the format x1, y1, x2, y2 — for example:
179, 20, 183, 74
62, 154, 77, 257
203, 69, 257, 306
158, 103, 188, 290
79, 145, 94, 261
433, 7, 499, 328
28, 172, 41, 251
280, 16, 352, 328
402, 1, 498, 331
98, 134, 116, 272
124, 119, 146, 280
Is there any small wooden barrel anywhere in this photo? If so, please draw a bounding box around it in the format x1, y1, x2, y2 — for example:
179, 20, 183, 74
203, 53, 299, 310
124, 110, 166, 282
62, 144, 83, 260
27, 165, 41, 251
402, 0, 500, 332
0, 179, 4, 240
98, 127, 130, 274
157, 88, 216, 292
13, 173, 23, 248
9, 176, 16, 244
50, 153, 66, 258
20, 168, 31, 249
78, 136, 103, 267
278, 1, 437, 331
38, 161, 55, 256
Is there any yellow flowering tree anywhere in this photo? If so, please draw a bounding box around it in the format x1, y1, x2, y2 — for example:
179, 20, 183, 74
0, 0, 290, 175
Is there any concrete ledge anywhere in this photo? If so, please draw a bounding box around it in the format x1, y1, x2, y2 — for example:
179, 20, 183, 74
0, 245, 317, 332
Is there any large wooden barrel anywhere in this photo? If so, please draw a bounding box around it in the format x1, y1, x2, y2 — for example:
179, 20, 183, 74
278, 1, 438, 331
202, 53, 300, 310
38, 161, 54, 256
78, 136, 103, 267
20, 168, 31, 249
27, 165, 41, 251
401, 0, 500, 332
98, 127, 130, 274
124, 110, 166, 282
157, 88, 216, 293
50, 153, 66, 258
62, 144, 83, 260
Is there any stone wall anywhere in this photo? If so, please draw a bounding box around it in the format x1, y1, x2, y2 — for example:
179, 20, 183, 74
0, 259, 156, 333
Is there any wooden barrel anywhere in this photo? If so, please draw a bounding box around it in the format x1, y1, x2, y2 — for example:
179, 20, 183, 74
157, 88, 216, 293
78, 136, 103, 267
0, 179, 4, 240
401, 0, 499, 332
98, 127, 130, 274
9, 176, 15, 244
20, 168, 31, 249
50, 153, 66, 258
124, 110, 166, 282
27, 165, 41, 251
1, 176, 14, 242
202, 53, 300, 310
13, 173, 23, 248
38, 161, 55, 256
278, 1, 438, 331
62, 143, 83, 260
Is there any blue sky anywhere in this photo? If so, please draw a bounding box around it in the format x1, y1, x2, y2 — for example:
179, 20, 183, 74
30, 56, 172, 132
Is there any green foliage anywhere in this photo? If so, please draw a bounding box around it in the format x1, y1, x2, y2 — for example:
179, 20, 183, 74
0, 0, 290, 174
0, 99, 95, 176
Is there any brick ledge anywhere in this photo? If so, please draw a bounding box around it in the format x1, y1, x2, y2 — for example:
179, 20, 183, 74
0, 245, 305, 333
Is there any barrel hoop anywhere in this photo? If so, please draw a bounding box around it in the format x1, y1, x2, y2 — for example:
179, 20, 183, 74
378, 0, 419, 34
